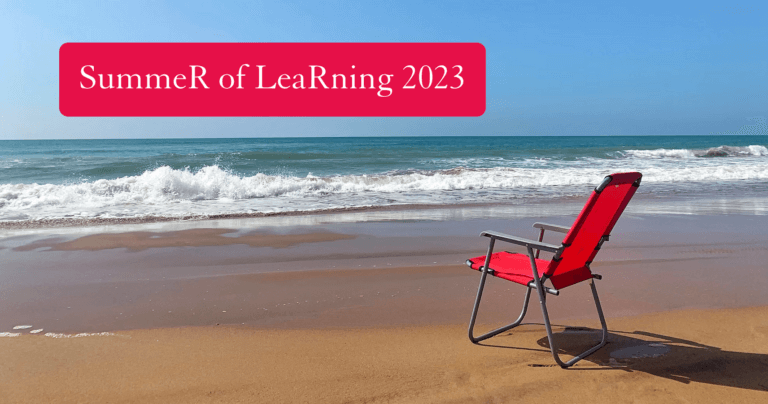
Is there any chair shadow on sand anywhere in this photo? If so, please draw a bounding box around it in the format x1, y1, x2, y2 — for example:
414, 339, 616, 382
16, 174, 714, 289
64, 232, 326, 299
480, 325, 768, 392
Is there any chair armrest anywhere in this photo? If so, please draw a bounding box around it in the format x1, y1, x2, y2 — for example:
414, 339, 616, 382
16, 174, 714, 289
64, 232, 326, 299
532, 222, 571, 233
480, 230, 562, 253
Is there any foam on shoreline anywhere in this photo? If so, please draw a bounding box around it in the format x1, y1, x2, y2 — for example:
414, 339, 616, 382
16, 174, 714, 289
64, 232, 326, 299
2, 147, 768, 223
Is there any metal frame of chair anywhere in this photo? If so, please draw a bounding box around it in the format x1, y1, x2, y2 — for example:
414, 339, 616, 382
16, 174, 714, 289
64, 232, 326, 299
466, 172, 642, 368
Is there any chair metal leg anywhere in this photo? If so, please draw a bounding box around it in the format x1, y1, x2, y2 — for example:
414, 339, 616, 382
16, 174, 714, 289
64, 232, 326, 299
468, 238, 533, 343
539, 286, 608, 367
469, 286, 532, 343
527, 247, 608, 368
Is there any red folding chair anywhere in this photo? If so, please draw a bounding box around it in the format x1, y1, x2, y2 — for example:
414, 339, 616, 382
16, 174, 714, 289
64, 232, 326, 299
466, 172, 642, 368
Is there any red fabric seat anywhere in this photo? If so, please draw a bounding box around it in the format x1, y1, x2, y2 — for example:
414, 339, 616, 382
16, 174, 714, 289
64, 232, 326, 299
467, 252, 549, 286
467, 251, 594, 290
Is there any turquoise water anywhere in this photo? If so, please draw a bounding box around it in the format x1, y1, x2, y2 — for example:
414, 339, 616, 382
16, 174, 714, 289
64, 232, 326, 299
1, 136, 767, 222
2, 136, 767, 183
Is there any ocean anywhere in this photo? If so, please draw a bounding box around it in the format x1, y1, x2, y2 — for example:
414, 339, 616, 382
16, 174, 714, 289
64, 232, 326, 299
1, 135, 767, 224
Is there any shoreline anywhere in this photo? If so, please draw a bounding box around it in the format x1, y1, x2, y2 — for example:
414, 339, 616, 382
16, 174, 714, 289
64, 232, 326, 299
2, 192, 768, 233
0, 202, 485, 230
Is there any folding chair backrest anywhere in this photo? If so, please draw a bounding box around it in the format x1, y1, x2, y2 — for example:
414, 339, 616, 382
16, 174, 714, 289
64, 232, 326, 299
544, 172, 642, 289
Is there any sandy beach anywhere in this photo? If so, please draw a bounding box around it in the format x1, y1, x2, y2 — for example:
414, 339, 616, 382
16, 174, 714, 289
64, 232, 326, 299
3, 307, 768, 403
2, 209, 768, 403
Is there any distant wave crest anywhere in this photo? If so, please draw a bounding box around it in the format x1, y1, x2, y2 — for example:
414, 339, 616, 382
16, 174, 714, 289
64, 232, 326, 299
623, 145, 767, 159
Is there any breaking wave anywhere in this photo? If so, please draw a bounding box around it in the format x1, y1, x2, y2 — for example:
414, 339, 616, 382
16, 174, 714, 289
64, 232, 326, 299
2, 156, 768, 222
623, 145, 768, 159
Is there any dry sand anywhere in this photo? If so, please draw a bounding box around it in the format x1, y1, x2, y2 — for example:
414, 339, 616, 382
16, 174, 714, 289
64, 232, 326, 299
2, 306, 768, 403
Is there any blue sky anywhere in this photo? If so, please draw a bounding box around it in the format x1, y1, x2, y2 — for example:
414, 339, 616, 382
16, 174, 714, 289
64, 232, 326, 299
0, 0, 766, 139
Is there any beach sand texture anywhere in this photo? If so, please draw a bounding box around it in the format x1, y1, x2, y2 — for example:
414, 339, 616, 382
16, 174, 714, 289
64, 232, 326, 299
2, 213, 768, 403
2, 308, 768, 403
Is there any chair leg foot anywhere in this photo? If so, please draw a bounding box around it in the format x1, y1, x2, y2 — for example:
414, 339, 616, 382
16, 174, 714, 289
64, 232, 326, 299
540, 279, 609, 368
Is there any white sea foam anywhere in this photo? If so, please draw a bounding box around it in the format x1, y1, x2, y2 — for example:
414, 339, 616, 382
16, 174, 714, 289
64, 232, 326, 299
1, 144, 767, 222
43, 332, 116, 338
0, 332, 21, 337
623, 148, 697, 159
624, 145, 768, 159
748, 145, 768, 156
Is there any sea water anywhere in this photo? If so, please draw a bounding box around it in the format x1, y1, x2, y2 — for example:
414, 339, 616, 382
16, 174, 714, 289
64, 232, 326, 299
1, 136, 767, 223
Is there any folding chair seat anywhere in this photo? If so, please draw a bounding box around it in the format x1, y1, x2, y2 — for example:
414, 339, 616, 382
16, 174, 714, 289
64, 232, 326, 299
467, 252, 595, 290
467, 252, 549, 287
466, 172, 642, 368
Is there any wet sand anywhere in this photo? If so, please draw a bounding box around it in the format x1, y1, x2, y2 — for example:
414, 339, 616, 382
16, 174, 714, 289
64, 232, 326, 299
13, 228, 355, 251
1, 212, 768, 402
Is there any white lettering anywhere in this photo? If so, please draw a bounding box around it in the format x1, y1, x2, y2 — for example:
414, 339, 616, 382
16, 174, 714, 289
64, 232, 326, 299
377, 74, 393, 97
255, 65, 276, 89
80, 65, 95, 89
219, 74, 235, 89
189, 65, 209, 89
292, 74, 305, 89
277, 74, 291, 89
174, 74, 186, 89
146, 74, 170, 89
117, 74, 142, 89
99, 73, 113, 89
331, 74, 346, 89
309, 65, 328, 89
237, 64, 248, 89
359, 74, 374, 89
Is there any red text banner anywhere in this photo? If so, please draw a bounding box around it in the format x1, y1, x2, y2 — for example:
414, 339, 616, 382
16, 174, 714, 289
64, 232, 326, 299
59, 43, 485, 117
